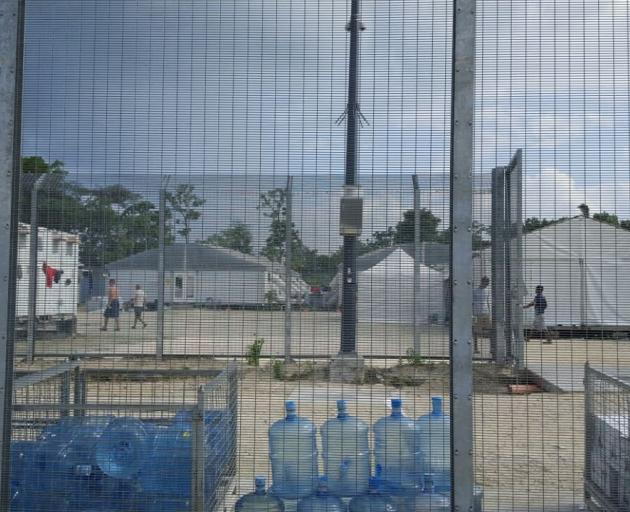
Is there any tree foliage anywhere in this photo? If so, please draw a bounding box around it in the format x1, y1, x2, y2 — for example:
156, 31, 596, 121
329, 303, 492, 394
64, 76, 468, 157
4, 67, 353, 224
593, 211, 619, 226
203, 222, 253, 254
165, 184, 205, 243
21, 156, 172, 267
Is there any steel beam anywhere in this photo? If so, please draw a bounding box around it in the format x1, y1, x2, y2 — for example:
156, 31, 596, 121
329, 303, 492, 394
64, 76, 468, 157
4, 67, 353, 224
26, 174, 44, 362
449, 0, 476, 509
156, 187, 166, 359
491, 167, 506, 364
412, 174, 421, 355
0, 0, 24, 509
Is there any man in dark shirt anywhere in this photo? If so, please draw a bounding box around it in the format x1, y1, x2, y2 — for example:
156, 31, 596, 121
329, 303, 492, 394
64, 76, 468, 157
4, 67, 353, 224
524, 285, 552, 343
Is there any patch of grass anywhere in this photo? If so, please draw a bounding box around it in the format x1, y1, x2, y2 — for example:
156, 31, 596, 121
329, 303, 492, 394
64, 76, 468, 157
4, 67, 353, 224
272, 359, 284, 380
246, 337, 265, 367
405, 348, 425, 367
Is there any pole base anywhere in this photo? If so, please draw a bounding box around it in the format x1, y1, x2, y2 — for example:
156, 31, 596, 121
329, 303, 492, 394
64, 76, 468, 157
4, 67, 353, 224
329, 353, 365, 384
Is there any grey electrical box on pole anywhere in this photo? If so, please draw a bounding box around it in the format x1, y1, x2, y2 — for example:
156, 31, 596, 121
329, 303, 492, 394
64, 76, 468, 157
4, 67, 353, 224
412, 174, 421, 355
449, 0, 476, 509
284, 176, 293, 363
26, 175, 44, 362
156, 186, 166, 359
0, 0, 24, 508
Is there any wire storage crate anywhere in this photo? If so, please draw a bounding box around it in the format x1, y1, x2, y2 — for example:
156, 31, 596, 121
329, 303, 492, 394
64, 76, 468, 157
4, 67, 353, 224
584, 363, 630, 511
10, 360, 237, 512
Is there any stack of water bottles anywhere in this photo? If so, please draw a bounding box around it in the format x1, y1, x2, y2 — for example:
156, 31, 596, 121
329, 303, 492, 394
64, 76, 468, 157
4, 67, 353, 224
236, 397, 483, 512
10, 409, 231, 512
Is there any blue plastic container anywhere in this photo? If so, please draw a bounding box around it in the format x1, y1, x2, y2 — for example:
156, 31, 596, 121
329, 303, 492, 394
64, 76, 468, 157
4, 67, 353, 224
402, 474, 450, 512
235, 476, 285, 512
296, 476, 346, 512
139, 414, 193, 496
31, 416, 113, 497
373, 399, 422, 493
348, 476, 399, 512
321, 400, 370, 497
96, 417, 150, 480
416, 397, 450, 492
269, 401, 319, 499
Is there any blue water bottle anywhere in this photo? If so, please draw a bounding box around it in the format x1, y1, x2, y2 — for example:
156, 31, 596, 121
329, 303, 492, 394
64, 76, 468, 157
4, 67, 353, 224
269, 401, 319, 499
296, 476, 346, 512
373, 399, 422, 493
96, 417, 150, 480
404, 474, 450, 512
235, 476, 285, 512
321, 400, 370, 497
416, 397, 450, 492
348, 476, 399, 512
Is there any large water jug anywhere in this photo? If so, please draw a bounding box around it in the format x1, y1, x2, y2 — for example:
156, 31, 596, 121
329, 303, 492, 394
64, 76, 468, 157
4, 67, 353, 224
139, 412, 193, 497
403, 474, 450, 512
235, 476, 285, 512
416, 397, 450, 492
32, 416, 113, 496
269, 401, 319, 499
296, 476, 346, 512
321, 400, 370, 497
348, 476, 399, 512
96, 417, 150, 480
373, 399, 422, 493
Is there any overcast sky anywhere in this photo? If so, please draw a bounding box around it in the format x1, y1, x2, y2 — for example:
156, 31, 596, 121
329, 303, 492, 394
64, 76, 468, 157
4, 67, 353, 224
19, 0, 630, 247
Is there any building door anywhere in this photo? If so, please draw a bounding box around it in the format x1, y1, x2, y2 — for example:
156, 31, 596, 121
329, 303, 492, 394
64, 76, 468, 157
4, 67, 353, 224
174, 272, 195, 302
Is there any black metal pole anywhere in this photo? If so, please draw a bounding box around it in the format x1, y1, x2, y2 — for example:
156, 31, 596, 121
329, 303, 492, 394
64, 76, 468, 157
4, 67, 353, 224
340, 0, 361, 354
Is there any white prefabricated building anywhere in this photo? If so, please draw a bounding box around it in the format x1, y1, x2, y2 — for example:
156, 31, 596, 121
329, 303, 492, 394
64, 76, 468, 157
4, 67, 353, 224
477, 217, 630, 327
15, 223, 80, 319
329, 245, 446, 324
106, 243, 309, 307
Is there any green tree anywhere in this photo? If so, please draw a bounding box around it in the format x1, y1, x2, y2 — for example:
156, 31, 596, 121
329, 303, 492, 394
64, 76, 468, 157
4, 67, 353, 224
578, 203, 590, 218
620, 220, 630, 231
593, 211, 620, 226
523, 217, 554, 234
258, 188, 314, 271
393, 208, 442, 244
165, 184, 205, 243
203, 222, 253, 254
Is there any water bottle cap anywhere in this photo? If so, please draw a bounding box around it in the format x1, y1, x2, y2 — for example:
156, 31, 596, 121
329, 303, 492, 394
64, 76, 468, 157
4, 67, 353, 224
255, 476, 266, 488
369, 476, 379, 490
285, 401, 297, 413
336, 399, 347, 411
391, 398, 402, 408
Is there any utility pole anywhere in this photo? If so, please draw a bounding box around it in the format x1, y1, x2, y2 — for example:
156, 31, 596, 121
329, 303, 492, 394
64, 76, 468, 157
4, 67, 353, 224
27, 174, 44, 363
412, 174, 421, 355
284, 176, 293, 363
332, 0, 365, 383
156, 181, 167, 359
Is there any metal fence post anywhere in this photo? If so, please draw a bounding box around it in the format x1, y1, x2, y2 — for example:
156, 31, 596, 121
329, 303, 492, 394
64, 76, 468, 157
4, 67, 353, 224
509, 150, 524, 369
491, 167, 506, 364
449, 0, 476, 509
27, 175, 44, 362
0, 0, 24, 508
284, 176, 293, 363
156, 187, 166, 359
191, 386, 205, 512
412, 174, 421, 355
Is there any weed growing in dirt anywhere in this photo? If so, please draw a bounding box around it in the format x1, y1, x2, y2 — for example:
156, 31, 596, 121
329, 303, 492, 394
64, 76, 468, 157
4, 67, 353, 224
406, 348, 425, 366
246, 337, 265, 366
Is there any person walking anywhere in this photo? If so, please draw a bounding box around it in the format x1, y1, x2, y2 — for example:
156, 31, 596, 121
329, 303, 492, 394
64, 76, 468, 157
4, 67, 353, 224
472, 276, 491, 354
101, 278, 120, 331
524, 285, 552, 343
132, 284, 147, 329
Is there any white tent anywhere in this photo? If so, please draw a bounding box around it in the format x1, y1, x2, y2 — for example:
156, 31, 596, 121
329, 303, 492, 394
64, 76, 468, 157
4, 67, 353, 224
331, 246, 446, 324
477, 217, 630, 327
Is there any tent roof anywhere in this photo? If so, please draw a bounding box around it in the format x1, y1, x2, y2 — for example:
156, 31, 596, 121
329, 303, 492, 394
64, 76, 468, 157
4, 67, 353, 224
106, 243, 273, 272
524, 216, 630, 261
355, 242, 449, 272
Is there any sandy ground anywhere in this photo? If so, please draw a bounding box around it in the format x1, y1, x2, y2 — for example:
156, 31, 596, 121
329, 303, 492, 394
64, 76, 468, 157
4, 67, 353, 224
14, 309, 627, 510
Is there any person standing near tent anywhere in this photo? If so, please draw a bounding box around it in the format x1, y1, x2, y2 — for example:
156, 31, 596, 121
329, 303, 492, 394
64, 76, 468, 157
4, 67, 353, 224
101, 278, 120, 332
524, 285, 552, 343
131, 284, 147, 329
472, 276, 491, 353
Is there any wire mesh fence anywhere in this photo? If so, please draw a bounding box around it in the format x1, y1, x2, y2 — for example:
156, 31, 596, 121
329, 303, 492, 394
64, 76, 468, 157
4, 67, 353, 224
1, 0, 630, 511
